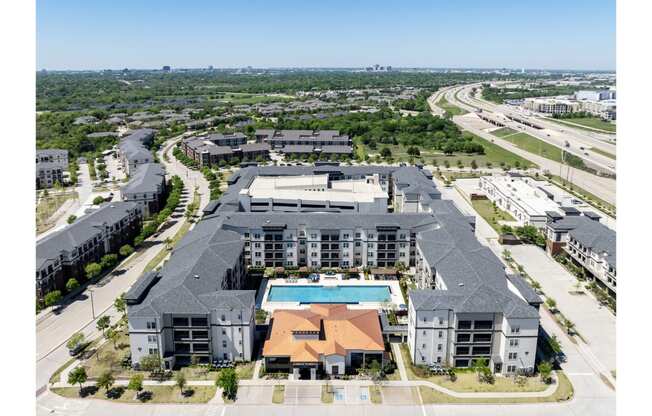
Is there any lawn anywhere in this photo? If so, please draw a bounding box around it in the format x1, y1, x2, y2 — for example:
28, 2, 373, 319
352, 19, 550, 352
436, 96, 468, 116
470, 199, 515, 233
399, 344, 547, 394
272, 385, 285, 404
548, 117, 616, 133
491, 127, 518, 137
493, 131, 563, 163
36, 190, 78, 233
52, 385, 217, 404
418, 371, 574, 404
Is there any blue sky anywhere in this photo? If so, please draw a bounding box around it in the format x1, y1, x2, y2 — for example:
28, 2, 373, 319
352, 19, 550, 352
36, 0, 616, 70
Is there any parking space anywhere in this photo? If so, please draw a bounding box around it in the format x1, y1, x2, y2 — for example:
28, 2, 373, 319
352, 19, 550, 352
235, 385, 274, 405
380, 386, 420, 405
284, 384, 321, 405
343, 385, 369, 404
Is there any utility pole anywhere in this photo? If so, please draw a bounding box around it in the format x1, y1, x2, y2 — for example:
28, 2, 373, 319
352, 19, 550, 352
89, 288, 96, 320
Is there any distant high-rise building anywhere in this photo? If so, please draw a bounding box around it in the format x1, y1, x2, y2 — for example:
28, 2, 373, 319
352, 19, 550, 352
162, 65, 171, 72
208, 65, 214, 70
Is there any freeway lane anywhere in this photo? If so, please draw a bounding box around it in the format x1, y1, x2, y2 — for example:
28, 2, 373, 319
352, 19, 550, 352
429, 85, 616, 205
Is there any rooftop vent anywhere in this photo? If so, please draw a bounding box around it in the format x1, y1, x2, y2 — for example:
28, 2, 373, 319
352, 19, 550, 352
193, 274, 200, 279
458, 282, 464, 287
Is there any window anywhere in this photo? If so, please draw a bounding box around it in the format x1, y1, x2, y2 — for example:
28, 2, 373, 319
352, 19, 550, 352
438, 331, 443, 338
509, 339, 519, 347
422, 330, 426, 335
457, 320, 472, 330
221, 315, 226, 321
148, 348, 158, 355
422, 344, 426, 349
511, 326, 520, 334
173, 317, 189, 326
222, 341, 227, 348
474, 320, 493, 330
191, 317, 208, 327
437, 344, 442, 351
146, 321, 157, 330
147, 335, 157, 343
508, 352, 518, 360
437, 356, 442, 363
507, 365, 517, 373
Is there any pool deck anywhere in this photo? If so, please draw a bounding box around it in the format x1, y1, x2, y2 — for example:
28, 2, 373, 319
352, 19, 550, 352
259, 273, 405, 312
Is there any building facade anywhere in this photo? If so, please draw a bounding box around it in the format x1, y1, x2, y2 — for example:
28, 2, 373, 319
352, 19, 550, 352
120, 163, 167, 217
36, 149, 68, 188
35, 202, 143, 299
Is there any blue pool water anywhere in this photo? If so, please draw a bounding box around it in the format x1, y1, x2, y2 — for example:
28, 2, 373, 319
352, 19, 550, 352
268, 285, 391, 304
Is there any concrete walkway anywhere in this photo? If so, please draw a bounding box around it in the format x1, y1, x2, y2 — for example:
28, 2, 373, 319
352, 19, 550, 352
391, 343, 408, 381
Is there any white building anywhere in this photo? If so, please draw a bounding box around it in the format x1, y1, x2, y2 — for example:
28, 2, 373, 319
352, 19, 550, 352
479, 174, 561, 228
238, 174, 388, 214
522, 97, 579, 114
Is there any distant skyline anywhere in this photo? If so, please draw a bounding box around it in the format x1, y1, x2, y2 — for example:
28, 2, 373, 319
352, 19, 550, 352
37, 0, 616, 71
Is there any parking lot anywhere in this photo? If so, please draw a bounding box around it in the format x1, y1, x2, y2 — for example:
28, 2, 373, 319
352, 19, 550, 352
235, 385, 274, 404
284, 385, 322, 405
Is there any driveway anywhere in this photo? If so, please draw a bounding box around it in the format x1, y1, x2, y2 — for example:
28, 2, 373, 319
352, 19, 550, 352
509, 244, 616, 375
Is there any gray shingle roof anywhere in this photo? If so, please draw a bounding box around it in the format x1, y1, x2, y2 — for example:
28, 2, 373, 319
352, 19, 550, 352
121, 163, 165, 194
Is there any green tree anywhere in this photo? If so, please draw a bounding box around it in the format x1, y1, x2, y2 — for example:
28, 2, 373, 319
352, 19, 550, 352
175, 371, 187, 395
106, 327, 119, 348
66, 332, 85, 351
96, 371, 115, 393
44, 290, 62, 307
119, 244, 134, 257
85, 262, 102, 279
101, 253, 118, 269
65, 278, 80, 293
114, 294, 126, 316
545, 298, 557, 313
93, 196, 105, 205
67, 367, 88, 392
127, 374, 144, 399
538, 361, 553, 384
380, 147, 392, 158
216, 367, 238, 400
548, 335, 562, 355
96, 315, 111, 336
139, 354, 162, 373
67, 215, 77, 224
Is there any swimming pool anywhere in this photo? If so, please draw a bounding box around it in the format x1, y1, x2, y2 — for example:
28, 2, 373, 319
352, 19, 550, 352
267, 285, 392, 304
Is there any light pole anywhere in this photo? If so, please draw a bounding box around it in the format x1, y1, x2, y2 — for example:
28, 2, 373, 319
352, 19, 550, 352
89, 288, 96, 320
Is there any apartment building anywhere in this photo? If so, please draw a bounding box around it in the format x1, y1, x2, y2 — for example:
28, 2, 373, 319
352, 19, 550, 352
522, 98, 579, 114
237, 174, 388, 214
35, 202, 143, 299
479, 174, 561, 228
180, 134, 270, 167
118, 129, 157, 175
126, 228, 255, 369
545, 212, 616, 296
120, 163, 167, 217
128, 164, 539, 373
36, 149, 68, 188
254, 129, 352, 156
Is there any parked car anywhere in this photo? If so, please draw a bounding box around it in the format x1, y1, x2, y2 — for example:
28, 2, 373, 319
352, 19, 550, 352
68, 342, 87, 356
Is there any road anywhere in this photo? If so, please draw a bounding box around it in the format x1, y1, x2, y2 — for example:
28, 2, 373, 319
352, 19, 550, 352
450, 83, 617, 172
428, 86, 616, 206
36, 134, 210, 395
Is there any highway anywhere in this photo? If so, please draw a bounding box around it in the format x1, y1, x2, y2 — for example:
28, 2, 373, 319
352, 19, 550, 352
428, 84, 616, 206
451, 83, 617, 173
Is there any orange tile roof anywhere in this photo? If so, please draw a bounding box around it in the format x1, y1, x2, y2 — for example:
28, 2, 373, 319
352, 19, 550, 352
263, 304, 384, 362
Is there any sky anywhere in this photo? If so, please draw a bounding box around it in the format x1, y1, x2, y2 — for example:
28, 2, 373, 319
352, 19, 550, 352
36, 0, 616, 71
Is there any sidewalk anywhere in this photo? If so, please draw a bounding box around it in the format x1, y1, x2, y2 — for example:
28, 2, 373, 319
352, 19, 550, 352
52, 373, 560, 400
390, 343, 408, 381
